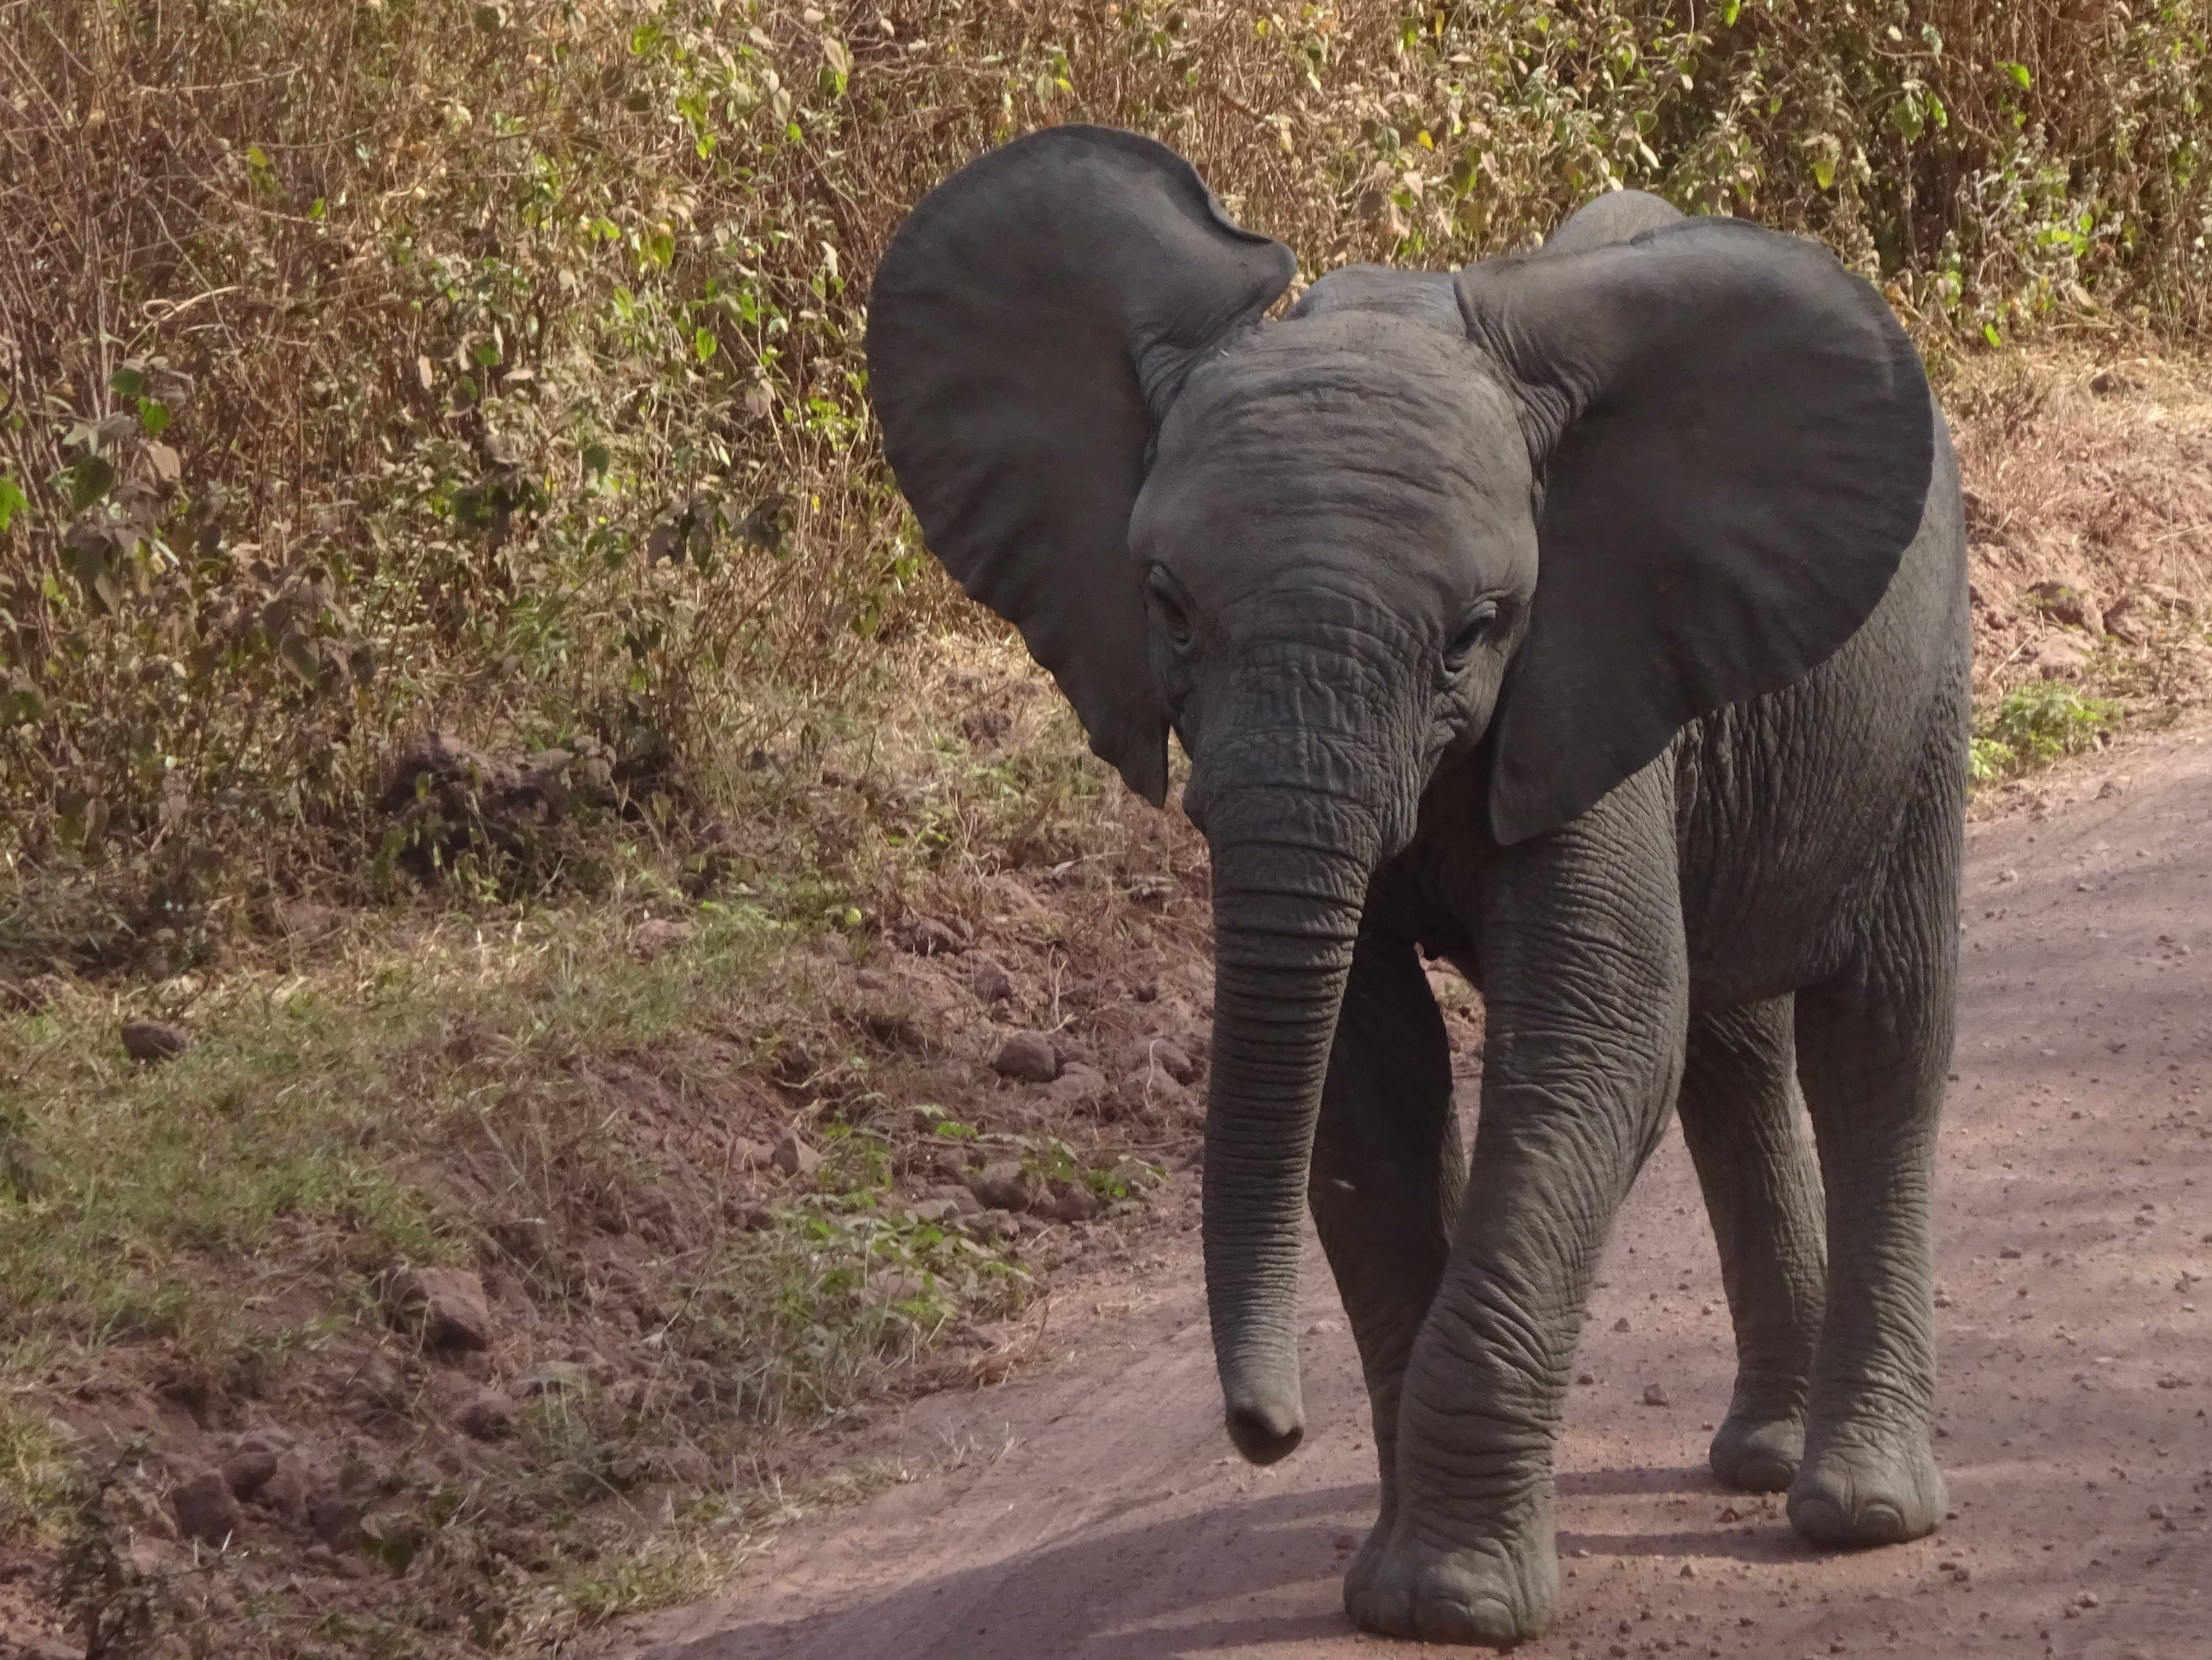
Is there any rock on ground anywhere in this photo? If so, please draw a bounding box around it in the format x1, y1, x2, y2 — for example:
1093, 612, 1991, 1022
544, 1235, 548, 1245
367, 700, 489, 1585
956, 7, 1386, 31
171, 1469, 243, 1547
392, 1266, 494, 1352
991, 1033, 1060, 1084
121, 1019, 190, 1064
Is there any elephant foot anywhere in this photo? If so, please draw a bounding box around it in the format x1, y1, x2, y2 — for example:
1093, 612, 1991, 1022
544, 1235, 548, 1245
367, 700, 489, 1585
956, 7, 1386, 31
1709, 1398, 1805, 1493
1788, 1428, 1944, 1548
1344, 1489, 1397, 1598
1343, 1519, 1558, 1647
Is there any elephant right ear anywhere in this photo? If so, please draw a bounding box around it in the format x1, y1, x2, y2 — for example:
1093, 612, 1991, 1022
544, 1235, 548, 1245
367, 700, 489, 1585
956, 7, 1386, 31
865, 126, 1295, 805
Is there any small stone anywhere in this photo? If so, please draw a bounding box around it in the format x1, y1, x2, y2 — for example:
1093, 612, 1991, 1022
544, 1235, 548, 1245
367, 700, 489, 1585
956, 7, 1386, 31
919, 1184, 982, 1217
1999, 1246, 2023, 1259
1128, 1037, 1200, 1085
342, 1350, 405, 1411
309, 1491, 363, 1548
2076, 1592, 2099, 1610
1577, 1372, 1597, 1386
1048, 1183, 1102, 1225
251, 1450, 326, 1522
453, 1387, 517, 1441
898, 915, 967, 957
1043, 1061, 1109, 1107
1119, 1064, 1191, 1109
627, 916, 695, 961
969, 1160, 1035, 1212
173, 1469, 244, 1547
2103, 593, 2153, 646
772, 1132, 822, 1178
968, 956, 1015, 1004
2027, 579, 2104, 637
727, 1137, 774, 1172
2032, 633, 2090, 679
392, 1266, 494, 1352
1612, 1317, 1631, 1333
1642, 1384, 1670, 1408
1679, 1561, 1697, 1578
122, 1019, 190, 1064
992, 1032, 1060, 1083
220, 1448, 278, 1501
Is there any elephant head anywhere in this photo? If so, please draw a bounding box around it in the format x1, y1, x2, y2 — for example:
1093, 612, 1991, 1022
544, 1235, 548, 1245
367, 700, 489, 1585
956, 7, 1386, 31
865, 127, 1932, 1464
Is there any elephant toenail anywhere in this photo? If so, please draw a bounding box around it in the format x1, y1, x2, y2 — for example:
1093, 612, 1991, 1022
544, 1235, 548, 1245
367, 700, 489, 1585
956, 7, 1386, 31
1857, 1501, 1907, 1543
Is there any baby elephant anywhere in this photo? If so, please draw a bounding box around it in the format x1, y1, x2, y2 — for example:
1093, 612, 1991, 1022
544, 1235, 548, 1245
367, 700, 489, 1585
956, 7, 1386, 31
866, 127, 1964, 1645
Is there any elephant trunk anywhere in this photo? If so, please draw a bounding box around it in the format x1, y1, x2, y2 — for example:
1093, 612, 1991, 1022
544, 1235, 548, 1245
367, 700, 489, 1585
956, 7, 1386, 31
1197, 771, 1392, 1465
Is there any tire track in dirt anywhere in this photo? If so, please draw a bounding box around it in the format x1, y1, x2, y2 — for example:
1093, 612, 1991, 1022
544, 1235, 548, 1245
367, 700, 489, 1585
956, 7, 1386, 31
611, 721, 2212, 1660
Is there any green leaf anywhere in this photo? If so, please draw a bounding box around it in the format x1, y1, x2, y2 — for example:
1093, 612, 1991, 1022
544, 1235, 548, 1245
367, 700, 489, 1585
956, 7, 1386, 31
1811, 156, 1835, 191
278, 629, 324, 683
1721, 0, 1740, 22
2001, 61, 2032, 90
0, 475, 25, 533
582, 442, 611, 477
693, 327, 718, 364
139, 399, 170, 437
1982, 322, 2003, 347
68, 453, 115, 512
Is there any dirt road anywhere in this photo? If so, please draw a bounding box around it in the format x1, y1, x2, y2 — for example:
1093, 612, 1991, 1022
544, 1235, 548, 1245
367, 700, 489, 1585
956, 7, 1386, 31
616, 724, 2212, 1660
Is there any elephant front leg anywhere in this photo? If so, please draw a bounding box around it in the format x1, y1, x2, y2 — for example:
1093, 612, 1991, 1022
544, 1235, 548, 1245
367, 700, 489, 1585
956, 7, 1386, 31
1677, 998, 1826, 1492
1307, 928, 1463, 1599
1346, 777, 1689, 1647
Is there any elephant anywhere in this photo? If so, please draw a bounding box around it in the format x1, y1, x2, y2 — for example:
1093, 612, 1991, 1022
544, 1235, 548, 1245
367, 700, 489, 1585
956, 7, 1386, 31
863, 126, 1965, 1645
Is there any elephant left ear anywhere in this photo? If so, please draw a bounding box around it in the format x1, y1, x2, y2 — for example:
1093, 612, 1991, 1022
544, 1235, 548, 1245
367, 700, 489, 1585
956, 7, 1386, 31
1455, 217, 1935, 845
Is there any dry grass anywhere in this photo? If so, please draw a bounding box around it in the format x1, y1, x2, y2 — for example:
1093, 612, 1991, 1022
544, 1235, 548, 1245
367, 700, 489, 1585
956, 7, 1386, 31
3, 0, 2207, 981
1953, 347, 2212, 680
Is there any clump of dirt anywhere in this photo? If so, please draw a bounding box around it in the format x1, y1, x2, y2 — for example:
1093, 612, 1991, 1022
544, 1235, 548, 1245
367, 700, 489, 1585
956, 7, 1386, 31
377, 730, 619, 883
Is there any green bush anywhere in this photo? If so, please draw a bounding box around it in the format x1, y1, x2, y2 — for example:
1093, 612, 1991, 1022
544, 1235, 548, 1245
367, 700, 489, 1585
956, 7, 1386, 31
1969, 681, 2121, 782
1, 2, 2204, 971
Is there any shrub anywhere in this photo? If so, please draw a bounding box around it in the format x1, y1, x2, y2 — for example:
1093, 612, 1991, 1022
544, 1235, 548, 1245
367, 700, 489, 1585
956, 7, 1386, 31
1969, 680, 2121, 782
1, 2, 2205, 970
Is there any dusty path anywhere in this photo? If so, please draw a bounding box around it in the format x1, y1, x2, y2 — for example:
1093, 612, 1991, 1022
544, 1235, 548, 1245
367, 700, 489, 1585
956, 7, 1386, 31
616, 724, 2212, 1660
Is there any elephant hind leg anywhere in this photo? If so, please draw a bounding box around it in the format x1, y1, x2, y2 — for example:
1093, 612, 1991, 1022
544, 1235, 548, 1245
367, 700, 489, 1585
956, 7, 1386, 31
1787, 757, 1959, 1549
1677, 997, 1825, 1493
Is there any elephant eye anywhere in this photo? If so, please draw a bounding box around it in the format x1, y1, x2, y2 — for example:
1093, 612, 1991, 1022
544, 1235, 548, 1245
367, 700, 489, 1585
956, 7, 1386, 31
1444, 600, 1502, 669
1147, 568, 1195, 647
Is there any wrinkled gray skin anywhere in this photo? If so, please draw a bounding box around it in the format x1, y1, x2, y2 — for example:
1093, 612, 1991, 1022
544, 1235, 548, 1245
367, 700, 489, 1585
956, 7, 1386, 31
866, 132, 1967, 1647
